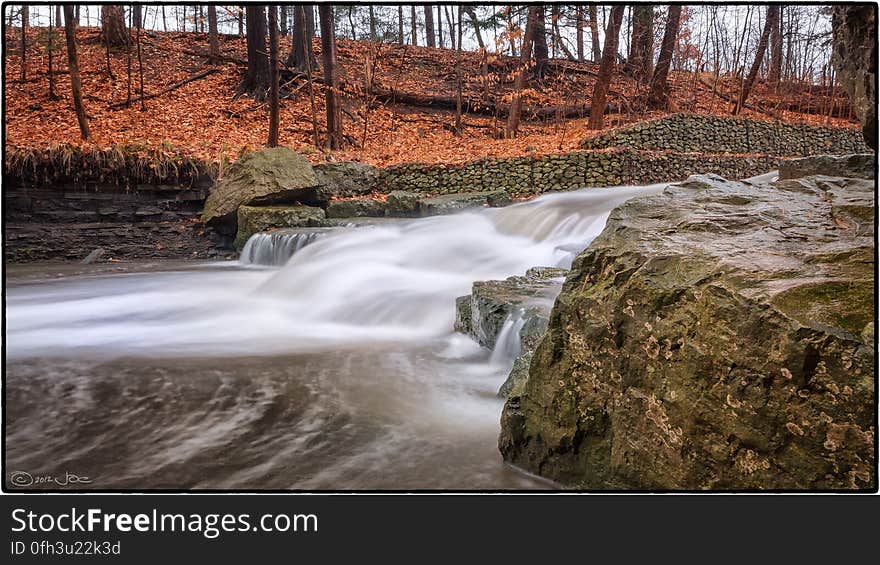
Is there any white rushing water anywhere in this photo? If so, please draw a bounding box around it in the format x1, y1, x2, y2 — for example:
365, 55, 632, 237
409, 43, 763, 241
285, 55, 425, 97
6, 183, 666, 361
5, 182, 668, 489
7, 184, 665, 360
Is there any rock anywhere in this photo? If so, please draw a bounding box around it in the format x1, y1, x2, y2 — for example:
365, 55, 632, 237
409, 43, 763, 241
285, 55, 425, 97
313, 162, 380, 202
325, 198, 386, 218
455, 267, 567, 398
832, 6, 876, 150
385, 191, 421, 217
418, 191, 496, 216
500, 172, 875, 490
486, 189, 514, 207
234, 204, 327, 249
779, 154, 875, 180
202, 148, 319, 235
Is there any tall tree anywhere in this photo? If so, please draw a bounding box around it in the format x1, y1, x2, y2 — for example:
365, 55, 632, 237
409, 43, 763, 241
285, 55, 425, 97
48, 7, 58, 99
411, 6, 418, 46
319, 4, 343, 149
207, 5, 220, 63
287, 4, 316, 71
369, 5, 377, 41
505, 6, 539, 138
734, 5, 776, 114
132, 4, 142, 28
436, 5, 443, 47
576, 6, 584, 62
240, 5, 270, 100
63, 6, 90, 140
19, 4, 27, 81
424, 5, 436, 47
768, 6, 784, 88
533, 6, 549, 77
464, 6, 484, 50
268, 6, 280, 147
627, 6, 653, 83
398, 5, 404, 45
136, 4, 144, 110
647, 5, 682, 110
101, 5, 129, 47
588, 6, 601, 62
588, 5, 624, 130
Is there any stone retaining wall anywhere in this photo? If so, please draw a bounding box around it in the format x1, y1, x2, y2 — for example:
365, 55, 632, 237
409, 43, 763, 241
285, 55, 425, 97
580, 113, 869, 155
378, 149, 780, 196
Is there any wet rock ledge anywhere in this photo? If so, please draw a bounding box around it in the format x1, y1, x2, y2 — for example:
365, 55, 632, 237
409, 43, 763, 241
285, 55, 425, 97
455, 267, 566, 397
499, 155, 876, 490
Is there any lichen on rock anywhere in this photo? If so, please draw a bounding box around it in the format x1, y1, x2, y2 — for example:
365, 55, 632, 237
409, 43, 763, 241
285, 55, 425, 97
499, 158, 876, 490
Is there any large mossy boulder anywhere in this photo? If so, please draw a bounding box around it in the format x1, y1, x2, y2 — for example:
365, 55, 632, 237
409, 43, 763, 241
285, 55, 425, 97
202, 148, 319, 235
234, 204, 327, 249
500, 165, 875, 490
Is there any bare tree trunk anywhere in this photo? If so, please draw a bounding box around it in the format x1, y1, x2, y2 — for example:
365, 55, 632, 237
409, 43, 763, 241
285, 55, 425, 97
238, 6, 244, 37
64, 6, 91, 140
588, 5, 601, 62
734, 5, 775, 114
454, 5, 463, 134
48, 7, 58, 99
505, 6, 538, 138
136, 6, 145, 110
207, 6, 220, 63
464, 6, 484, 50
126, 8, 133, 107
319, 4, 343, 149
133, 4, 142, 29
369, 5, 377, 41
768, 6, 783, 88
533, 6, 549, 77
287, 4, 316, 71
20, 5, 27, 81
588, 5, 624, 129
411, 6, 418, 46
268, 6, 280, 147
101, 5, 129, 47
444, 5, 455, 50
647, 5, 682, 110
437, 5, 443, 48
398, 5, 404, 45
240, 5, 270, 100
576, 5, 584, 62
627, 5, 653, 83
424, 5, 436, 47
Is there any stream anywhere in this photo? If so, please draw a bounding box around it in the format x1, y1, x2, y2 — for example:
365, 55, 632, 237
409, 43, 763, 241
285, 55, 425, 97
5, 183, 665, 489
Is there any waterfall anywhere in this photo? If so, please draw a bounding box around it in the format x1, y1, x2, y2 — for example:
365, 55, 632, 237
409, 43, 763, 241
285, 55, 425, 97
240, 231, 324, 266
7, 183, 668, 360
488, 310, 527, 366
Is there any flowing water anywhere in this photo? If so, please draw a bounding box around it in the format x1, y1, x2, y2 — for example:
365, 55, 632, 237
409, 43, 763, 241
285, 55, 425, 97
5, 183, 666, 490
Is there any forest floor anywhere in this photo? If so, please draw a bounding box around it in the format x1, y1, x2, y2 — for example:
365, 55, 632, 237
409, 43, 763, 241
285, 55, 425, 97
4, 26, 861, 168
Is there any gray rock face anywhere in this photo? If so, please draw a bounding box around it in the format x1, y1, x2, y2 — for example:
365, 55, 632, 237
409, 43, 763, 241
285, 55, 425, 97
325, 198, 387, 218
418, 190, 509, 216
500, 169, 875, 490
385, 191, 421, 217
234, 204, 327, 249
832, 6, 876, 150
202, 148, 319, 234
313, 162, 380, 202
779, 154, 875, 181
455, 267, 567, 397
